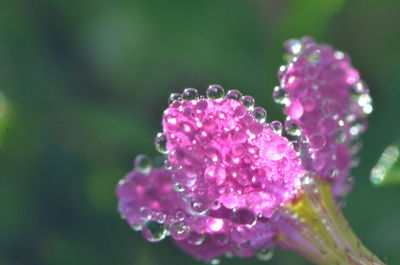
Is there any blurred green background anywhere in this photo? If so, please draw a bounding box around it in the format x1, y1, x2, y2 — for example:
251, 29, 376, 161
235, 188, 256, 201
1, 0, 399, 264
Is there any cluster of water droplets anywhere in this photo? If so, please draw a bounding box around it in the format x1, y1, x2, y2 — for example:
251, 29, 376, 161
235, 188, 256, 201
273, 37, 372, 197
117, 84, 308, 261
162, 84, 304, 217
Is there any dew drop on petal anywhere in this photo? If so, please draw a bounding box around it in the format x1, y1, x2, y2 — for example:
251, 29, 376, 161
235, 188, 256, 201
286, 99, 304, 119
225, 89, 242, 101
284, 119, 301, 136
182, 88, 199, 100
134, 154, 152, 174
206, 84, 225, 99
309, 134, 327, 150
170, 221, 190, 240
168, 93, 181, 105
270, 120, 283, 135
154, 133, 168, 154
241, 95, 255, 110
142, 221, 168, 242
187, 232, 206, 246
272, 86, 288, 104
256, 248, 274, 261
253, 107, 267, 123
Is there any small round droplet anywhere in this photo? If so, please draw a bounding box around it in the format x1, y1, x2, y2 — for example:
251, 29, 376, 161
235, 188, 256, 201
333, 130, 346, 144
284, 119, 301, 136
142, 221, 168, 242
190, 201, 208, 215
272, 86, 288, 104
168, 93, 181, 105
134, 154, 152, 174
225, 90, 242, 100
212, 233, 229, 246
352, 80, 369, 94
309, 134, 327, 150
241, 95, 255, 110
182, 88, 199, 100
210, 259, 220, 265
154, 133, 168, 154
206, 84, 225, 99
253, 107, 267, 123
256, 248, 274, 261
270, 120, 283, 135
286, 39, 303, 55
307, 49, 321, 63
170, 221, 190, 240
173, 182, 185, 192
187, 232, 205, 245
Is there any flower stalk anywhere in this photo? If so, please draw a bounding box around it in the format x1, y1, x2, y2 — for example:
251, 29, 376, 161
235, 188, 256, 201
276, 178, 386, 265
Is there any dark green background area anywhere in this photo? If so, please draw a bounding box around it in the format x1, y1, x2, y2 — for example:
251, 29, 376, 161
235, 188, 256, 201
0, 0, 399, 264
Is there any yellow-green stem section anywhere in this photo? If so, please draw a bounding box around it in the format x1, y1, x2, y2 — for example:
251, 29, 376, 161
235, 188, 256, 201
277, 180, 386, 265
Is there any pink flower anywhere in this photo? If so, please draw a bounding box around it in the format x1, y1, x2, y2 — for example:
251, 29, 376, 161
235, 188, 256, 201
116, 37, 378, 264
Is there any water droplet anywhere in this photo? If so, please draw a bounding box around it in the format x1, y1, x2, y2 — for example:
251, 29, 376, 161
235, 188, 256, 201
187, 232, 205, 245
170, 221, 190, 240
142, 221, 168, 242
286, 39, 303, 55
307, 49, 321, 63
204, 166, 226, 185
333, 130, 346, 144
206, 84, 225, 99
190, 201, 208, 215
134, 154, 152, 174
231, 208, 256, 225
182, 88, 199, 100
154, 133, 168, 154
225, 89, 242, 100
278, 65, 286, 80
168, 93, 181, 105
241, 95, 255, 110
212, 233, 229, 246
352, 80, 369, 94
164, 159, 172, 169
173, 182, 185, 192
210, 259, 220, 265
206, 218, 225, 232
286, 100, 304, 119
334, 51, 345, 60
175, 210, 186, 221
272, 86, 288, 104
270, 120, 283, 135
355, 93, 372, 108
256, 248, 274, 261
309, 134, 327, 150
131, 224, 143, 231
284, 119, 301, 136
253, 107, 267, 123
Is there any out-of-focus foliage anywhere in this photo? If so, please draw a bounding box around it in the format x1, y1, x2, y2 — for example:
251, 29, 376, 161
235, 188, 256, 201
371, 143, 400, 186
0, 0, 399, 265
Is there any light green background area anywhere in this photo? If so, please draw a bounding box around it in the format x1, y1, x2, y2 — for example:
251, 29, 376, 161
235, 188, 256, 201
0, 0, 399, 264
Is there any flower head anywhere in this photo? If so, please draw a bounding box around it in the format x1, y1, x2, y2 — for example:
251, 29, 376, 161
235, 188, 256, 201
275, 37, 371, 196
116, 37, 374, 263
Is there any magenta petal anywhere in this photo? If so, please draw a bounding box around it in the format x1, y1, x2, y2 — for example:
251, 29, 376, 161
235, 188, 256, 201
163, 96, 305, 218
174, 235, 231, 261
278, 37, 372, 195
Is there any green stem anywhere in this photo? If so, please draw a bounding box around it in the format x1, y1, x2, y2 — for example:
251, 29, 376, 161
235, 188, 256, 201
276, 179, 386, 265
